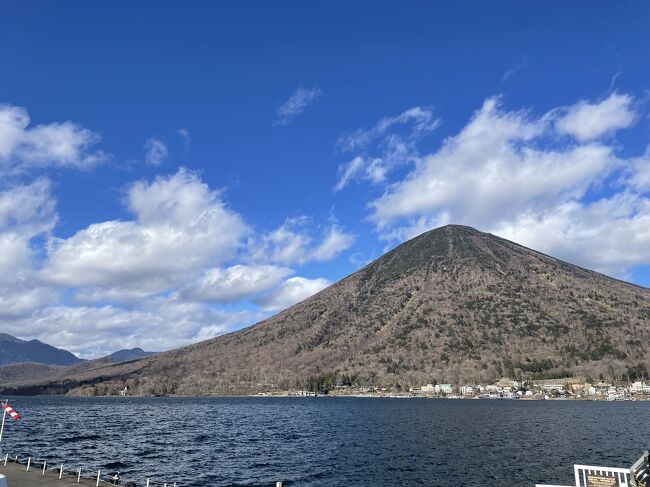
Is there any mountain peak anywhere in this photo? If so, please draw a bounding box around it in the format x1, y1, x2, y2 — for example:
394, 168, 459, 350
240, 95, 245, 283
107, 348, 156, 363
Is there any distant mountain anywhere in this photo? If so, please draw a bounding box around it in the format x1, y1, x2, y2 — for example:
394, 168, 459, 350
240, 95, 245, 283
107, 348, 156, 362
0, 333, 83, 366
1, 225, 649, 396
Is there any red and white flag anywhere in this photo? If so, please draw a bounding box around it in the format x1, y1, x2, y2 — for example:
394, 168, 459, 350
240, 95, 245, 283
2, 403, 20, 420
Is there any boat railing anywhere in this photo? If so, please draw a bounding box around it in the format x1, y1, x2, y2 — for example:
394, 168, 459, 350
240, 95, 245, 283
573, 464, 631, 486
536, 464, 632, 487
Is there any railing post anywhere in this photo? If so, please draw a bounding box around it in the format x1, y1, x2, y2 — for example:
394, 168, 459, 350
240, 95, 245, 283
96, 469, 101, 486
42, 460, 47, 475
3, 453, 7, 466
77, 467, 82, 483
277, 483, 283, 487
146, 478, 150, 487
26, 457, 31, 472
59, 463, 64, 479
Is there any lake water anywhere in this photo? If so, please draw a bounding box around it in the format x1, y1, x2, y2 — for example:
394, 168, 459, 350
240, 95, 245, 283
0, 396, 647, 486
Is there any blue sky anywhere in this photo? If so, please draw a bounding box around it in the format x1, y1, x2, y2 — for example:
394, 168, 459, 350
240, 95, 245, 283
0, 1, 649, 357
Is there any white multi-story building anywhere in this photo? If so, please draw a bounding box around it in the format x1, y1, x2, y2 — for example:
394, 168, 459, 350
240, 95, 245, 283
459, 386, 474, 395
434, 384, 453, 394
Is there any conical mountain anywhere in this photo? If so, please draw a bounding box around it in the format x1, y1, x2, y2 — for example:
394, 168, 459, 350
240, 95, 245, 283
3, 225, 649, 395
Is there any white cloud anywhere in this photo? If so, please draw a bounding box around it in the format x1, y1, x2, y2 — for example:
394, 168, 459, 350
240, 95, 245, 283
0, 104, 105, 173
335, 106, 440, 190
0, 179, 57, 282
555, 93, 636, 141
494, 193, 650, 276
176, 128, 191, 150
334, 156, 365, 192
144, 137, 168, 165
337, 106, 440, 152
180, 264, 292, 303
275, 87, 322, 125
312, 226, 356, 261
0, 180, 59, 319
371, 97, 616, 228
2, 299, 261, 358
0, 178, 56, 238
0, 288, 57, 320
42, 169, 248, 298
255, 276, 331, 312
627, 148, 650, 192
250, 217, 354, 265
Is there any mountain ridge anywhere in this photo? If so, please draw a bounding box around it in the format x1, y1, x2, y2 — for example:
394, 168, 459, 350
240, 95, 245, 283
0, 333, 83, 366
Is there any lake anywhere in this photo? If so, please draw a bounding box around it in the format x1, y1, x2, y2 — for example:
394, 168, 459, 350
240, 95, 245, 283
0, 396, 647, 486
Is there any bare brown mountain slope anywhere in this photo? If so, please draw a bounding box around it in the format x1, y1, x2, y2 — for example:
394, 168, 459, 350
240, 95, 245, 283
3, 224, 649, 396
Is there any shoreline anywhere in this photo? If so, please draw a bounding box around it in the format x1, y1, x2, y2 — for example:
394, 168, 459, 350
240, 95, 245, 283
4, 392, 649, 401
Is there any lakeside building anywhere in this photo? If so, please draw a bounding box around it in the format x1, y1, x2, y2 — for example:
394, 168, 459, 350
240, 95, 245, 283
397, 378, 650, 400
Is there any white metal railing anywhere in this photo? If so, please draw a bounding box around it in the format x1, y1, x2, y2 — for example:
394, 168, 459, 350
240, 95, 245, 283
574, 464, 631, 487
536, 464, 632, 487
1, 452, 179, 486
1, 451, 286, 486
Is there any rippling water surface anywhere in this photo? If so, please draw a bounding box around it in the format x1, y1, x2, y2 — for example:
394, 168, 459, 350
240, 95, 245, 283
0, 396, 647, 486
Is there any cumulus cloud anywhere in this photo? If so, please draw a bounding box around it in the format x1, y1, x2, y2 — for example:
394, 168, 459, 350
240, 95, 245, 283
180, 264, 292, 303
250, 217, 354, 265
42, 168, 248, 298
554, 93, 636, 141
0, 180, 59, 319
358, 92, 650, 277
312, 226, 356, 261
628, 148, 650, 191
370, 97, 616, 227
0, 104, 105, 173
144, 137, 168, 165
274, 87, 322, 125
335, 106, 440, 190
255, 276, 331, 312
